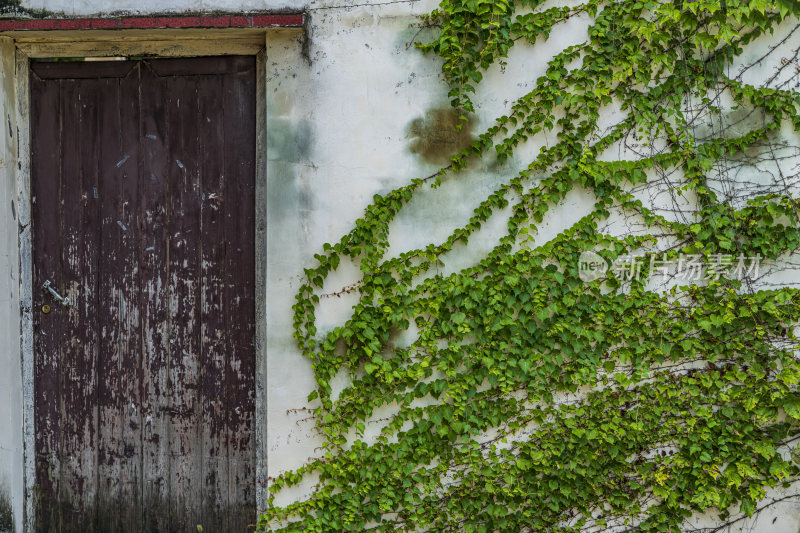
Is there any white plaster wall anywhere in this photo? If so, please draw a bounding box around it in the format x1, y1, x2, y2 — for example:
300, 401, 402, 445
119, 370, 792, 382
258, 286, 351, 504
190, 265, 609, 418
264, 7, 800, 533
260, 5, 800, 529
0, 36, 22, 533
0, 1, 794, 531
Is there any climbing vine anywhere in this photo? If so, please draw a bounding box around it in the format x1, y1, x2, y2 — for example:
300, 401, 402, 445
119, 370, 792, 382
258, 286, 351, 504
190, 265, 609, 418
259, 0, 800, 531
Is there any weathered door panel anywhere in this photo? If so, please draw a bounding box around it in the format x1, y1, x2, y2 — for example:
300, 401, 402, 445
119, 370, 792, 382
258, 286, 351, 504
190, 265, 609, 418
30, 56, 256, 533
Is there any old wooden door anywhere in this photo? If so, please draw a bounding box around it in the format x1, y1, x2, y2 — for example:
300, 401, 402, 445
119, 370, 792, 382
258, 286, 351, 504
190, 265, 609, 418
30, 56, 256, 532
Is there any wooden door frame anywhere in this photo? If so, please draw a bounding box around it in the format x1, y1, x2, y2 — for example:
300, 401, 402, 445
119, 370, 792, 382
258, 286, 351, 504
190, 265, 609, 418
11, 29, 273, 532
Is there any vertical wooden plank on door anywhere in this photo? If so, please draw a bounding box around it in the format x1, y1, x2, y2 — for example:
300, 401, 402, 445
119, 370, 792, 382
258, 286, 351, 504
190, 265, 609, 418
58, 74, 100, 532
96, 64, 143, 532
223, 56, 257, 532
197, 72, 230, 532
30, 67, 64, 533
139, 61, 172, 532
163, 66, 203, 531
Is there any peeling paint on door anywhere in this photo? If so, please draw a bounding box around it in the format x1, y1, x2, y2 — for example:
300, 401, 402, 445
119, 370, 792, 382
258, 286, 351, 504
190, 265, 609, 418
30, 56, 256, 532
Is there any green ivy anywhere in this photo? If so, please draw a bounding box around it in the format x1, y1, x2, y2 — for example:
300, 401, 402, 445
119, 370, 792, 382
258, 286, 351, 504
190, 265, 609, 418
259, 0, 800, 531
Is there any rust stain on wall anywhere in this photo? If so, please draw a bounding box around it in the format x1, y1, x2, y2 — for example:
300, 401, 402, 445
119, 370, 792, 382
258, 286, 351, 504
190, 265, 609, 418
406, 107, 476, 166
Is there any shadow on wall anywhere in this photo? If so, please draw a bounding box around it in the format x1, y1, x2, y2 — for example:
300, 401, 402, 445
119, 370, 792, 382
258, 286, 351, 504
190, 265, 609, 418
407, 107, 476, 166
0, 485, 12, 533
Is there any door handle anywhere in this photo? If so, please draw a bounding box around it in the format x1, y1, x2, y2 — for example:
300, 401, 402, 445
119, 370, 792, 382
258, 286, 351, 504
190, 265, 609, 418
42, 280, 71, 306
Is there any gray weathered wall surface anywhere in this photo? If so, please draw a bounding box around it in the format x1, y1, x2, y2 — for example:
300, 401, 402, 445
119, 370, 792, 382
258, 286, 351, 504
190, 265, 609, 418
0, 1, 797, 532
0, 35, 21, 533
15, 0, 303, 15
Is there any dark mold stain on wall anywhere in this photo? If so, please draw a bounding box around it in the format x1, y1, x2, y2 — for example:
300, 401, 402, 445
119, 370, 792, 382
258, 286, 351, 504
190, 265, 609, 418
0, 1, 65, 18
0, 0, 33, 16
407, 107, 476, 166
0, 487, 12, 533
0, 0, 18, 11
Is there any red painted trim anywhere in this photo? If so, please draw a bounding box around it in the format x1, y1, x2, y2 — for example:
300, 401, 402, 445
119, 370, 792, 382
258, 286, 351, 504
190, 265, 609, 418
0, 13, 303, 31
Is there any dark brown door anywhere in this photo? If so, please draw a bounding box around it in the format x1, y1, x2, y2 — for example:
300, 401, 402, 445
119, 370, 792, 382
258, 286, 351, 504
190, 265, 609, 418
30, 56, 256, 532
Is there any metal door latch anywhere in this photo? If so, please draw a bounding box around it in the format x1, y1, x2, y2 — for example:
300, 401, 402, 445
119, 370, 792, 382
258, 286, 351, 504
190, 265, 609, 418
42, 280, 71, 306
